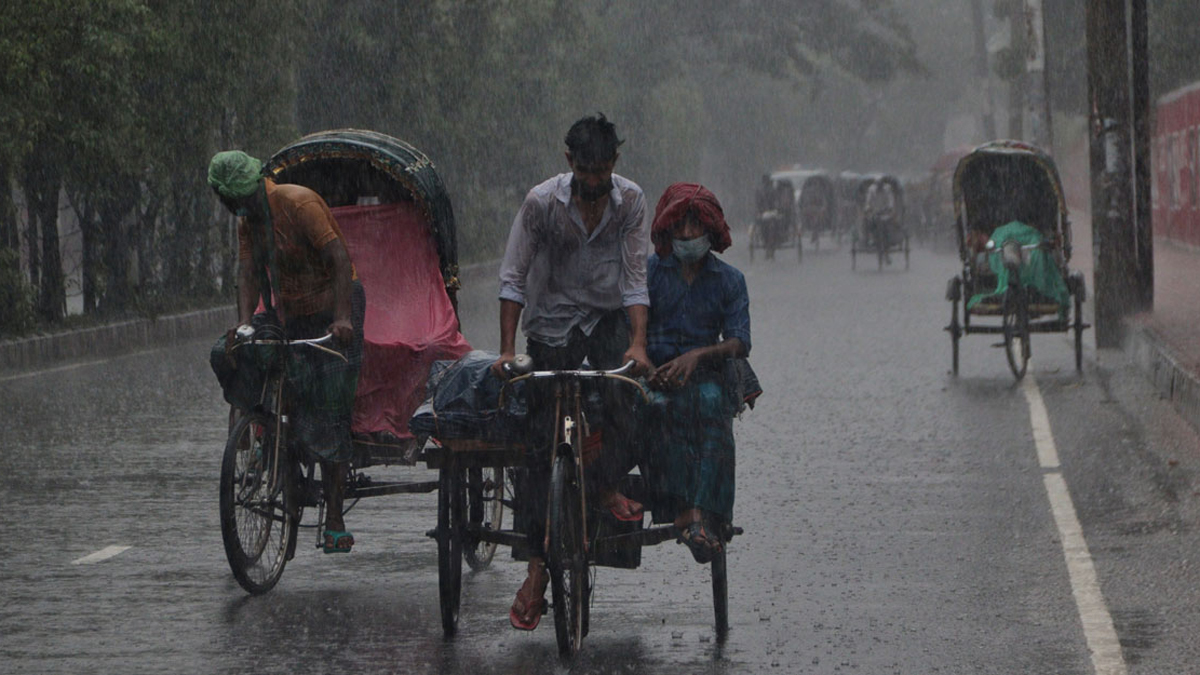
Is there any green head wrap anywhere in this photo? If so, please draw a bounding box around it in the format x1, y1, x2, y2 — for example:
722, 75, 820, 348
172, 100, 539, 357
207, 150, 264, 199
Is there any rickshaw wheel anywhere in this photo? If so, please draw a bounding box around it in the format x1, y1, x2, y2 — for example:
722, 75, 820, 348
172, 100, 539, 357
220, 411, 298, 595
850, 234, 858, 270
1003, 291, 1030, 380
712, 525, 730, 640
548, 453, 588, 659
464, 466, 503, 570
904, 235, 911, 271
437, 463, 465, 636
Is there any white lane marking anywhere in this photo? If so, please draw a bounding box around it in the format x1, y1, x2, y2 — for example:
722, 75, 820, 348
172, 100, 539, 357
1022, 373, 1127, 675
1022, 375, 1062, 469
72, 545, 131, 565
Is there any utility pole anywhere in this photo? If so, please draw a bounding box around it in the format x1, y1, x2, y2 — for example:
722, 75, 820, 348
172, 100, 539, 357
1086, 0, 1152, 348
1130, 0, 1153, 311
1007, 6, 1025, 140
971, 0, 997, 139
1023, 0, 1053, 152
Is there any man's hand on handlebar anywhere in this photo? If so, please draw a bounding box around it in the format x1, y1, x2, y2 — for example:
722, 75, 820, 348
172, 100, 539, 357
622, 344, 654, 379
492, 352, 517, 379
328, 318, 354, 346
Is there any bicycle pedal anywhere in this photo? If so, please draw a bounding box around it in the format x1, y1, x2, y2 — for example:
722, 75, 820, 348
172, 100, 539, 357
425, 528, 438, 539
991, 341, 1006, 348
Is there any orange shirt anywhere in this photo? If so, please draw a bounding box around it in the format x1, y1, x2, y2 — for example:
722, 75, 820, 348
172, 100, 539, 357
237, 179, 357, 319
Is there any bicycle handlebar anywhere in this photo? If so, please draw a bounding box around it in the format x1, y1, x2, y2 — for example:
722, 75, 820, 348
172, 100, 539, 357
229, 333, 347, 362
500, 357, 649, 402
511, 359, 637, 380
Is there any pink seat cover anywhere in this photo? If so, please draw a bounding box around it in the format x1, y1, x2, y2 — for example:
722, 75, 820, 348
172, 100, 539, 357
333, 203, 472, 438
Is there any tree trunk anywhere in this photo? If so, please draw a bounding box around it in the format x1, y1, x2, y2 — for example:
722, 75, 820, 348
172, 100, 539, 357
21, 167, 40, 292
100, 194, 133, 314
73, 195, 99, 315
24, 156, 64, 322
0, 161, 17, 252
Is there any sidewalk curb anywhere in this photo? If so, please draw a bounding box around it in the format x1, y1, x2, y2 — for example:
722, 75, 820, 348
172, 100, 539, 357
0, 305, 235, 374
1125, 321, 1200, 433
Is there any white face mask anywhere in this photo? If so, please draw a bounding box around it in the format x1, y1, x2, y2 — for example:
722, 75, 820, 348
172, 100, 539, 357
672, 236, 711, 263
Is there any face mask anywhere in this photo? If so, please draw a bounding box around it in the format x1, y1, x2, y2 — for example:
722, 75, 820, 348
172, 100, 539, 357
571, 177, 613, 203
672, 236, 711, 264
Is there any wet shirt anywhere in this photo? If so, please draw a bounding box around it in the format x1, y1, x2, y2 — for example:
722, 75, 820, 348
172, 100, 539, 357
237, 179, 357, 319
498, 173, 649, 347
646, 252, 751, 366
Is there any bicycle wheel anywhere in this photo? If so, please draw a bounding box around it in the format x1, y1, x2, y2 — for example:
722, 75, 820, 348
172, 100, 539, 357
711, 524, 729, 640
437, 463, 465, 636
220, 411, 298, 595
1003, 291, 1030, 380
464, 466, 504, 570
548, 453, 588, 658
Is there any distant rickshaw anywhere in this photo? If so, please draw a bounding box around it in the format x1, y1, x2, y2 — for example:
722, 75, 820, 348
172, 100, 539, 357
850, 174, 910, 271
837, 171, 868, 242
944, 140, 1088, 379
748, 173, 799, 262
773, 169, 840, 249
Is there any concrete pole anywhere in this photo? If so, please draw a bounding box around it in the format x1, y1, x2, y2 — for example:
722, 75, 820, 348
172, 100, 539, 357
1024, 0, 1054, 152
971, 0, 997, 140
1086, 0, 1138, 347
1130, 0, 1153, 312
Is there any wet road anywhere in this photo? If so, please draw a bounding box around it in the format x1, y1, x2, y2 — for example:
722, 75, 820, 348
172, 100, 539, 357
5, 239, 1200, 674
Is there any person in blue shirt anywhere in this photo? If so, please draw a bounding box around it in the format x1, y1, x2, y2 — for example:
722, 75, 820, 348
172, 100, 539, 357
645, 183, 751, 563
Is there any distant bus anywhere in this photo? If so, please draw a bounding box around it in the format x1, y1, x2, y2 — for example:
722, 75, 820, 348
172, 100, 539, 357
1154, 80, 1200, 246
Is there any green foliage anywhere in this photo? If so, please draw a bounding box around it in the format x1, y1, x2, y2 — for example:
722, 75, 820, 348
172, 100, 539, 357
0, 0, 925, 337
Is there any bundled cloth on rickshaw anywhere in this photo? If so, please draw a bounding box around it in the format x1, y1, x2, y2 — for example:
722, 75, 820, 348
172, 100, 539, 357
408, 350, 528, 443
333, 202, 472, 440
966, 220, 1070, 317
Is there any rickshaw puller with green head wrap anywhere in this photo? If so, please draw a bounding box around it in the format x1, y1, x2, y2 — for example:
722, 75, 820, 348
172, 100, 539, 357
208, 150, 364, 554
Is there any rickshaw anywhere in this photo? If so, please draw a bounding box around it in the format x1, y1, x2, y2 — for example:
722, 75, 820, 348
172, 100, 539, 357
748, 172, 800, 262
217, 129, 473, 595
850, 173, 910, 270
773, 169, 840, 249
417, 355, 747, 658
943, 140, 1088, 380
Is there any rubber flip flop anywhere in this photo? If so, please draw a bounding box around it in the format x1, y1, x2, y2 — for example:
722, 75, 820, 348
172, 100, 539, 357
322, 530, 354, 554
509, 582, 546, 631
605, 494, 644, 522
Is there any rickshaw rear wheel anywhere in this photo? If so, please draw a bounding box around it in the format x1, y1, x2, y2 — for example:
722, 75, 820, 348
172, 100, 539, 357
220, 411, 298, 595
850, 234, 858, 270
904, 234, 911, 271
437, 463, 465, 636
548, 452, 588, 659
1003, 291, 1030, 380
464, 466, 503, 570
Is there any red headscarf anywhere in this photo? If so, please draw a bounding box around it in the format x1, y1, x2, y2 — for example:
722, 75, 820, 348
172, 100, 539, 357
650, 182, 732, 258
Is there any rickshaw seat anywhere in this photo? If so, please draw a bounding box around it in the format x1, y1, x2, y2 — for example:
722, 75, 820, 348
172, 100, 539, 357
334, 202, 472, 441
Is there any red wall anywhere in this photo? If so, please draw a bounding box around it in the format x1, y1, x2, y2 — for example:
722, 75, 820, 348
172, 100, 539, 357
1154, 81, 1200, 246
